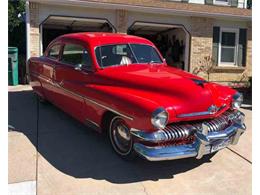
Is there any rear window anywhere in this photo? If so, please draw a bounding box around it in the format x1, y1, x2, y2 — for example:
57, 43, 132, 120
48, 44, 60, 59
61, 44, 92, 68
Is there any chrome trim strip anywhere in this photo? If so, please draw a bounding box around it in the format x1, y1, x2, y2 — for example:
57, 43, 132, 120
31, 72, 134, 121
177, 104, 226, 118
84, 118, 101, 131
177, 111, 212, 118
57, 83, 134, 121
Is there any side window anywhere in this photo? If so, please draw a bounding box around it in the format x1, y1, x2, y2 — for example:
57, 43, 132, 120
48, 45, 61, 59
61, 43, 92, 69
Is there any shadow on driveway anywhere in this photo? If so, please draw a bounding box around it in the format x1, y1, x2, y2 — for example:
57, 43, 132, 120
8, 89, 214, 184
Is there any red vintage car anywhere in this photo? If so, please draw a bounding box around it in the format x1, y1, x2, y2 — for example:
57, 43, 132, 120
28, 32, 246, 161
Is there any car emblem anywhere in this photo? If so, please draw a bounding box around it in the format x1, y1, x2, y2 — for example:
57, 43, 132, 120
208, 105, 218, 114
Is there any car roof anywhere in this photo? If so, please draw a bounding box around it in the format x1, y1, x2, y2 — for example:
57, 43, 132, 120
54, 32, 154, 48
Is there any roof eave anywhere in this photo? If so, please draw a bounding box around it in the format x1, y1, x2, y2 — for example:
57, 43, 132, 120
28, 0, 252, 21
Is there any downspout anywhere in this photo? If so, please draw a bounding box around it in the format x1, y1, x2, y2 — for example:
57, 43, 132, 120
25, 0, 30, 82
26, 0, 30, 60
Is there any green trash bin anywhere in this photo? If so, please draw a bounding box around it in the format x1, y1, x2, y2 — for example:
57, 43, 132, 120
8, 47, 19, 86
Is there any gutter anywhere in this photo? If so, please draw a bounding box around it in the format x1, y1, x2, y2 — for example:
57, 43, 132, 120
29, 0, 251, 21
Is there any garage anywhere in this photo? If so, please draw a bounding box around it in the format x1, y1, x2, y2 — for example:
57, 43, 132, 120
40, 15, 116, 53
128, 22, 190, 71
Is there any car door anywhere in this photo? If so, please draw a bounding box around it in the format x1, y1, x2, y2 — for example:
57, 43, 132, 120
40, 43, 62, 102
52, 41, 93, 122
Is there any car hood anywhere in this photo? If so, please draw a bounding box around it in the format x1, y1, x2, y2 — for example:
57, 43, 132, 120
96, 64, 235, 122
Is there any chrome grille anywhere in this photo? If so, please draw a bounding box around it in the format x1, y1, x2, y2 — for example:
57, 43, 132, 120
163, 110, 236, 141
163, 124, 192, 140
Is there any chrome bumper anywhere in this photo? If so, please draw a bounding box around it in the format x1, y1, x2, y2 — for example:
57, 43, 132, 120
131, 111, 246, 161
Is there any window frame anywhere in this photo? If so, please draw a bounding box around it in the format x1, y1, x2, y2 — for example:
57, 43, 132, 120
214, 0, 230, 6
218, 27, 239, 67
47, 44, 62, 61
60, 42, 93, 71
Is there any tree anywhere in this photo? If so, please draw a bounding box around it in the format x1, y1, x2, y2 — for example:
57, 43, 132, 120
8, 0, 26, 83
192, 56, 214, 81
8, 0, 25, 33
247, 0, 252, 9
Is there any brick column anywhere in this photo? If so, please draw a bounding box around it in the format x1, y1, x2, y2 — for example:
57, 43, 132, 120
116, 9, 128, 33
246, 22, 252, 76
29, 2, 40, 57
189, 17, 214, 75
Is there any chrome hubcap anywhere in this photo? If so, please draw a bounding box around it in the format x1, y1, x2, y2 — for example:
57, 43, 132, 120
111, 118, 132, 154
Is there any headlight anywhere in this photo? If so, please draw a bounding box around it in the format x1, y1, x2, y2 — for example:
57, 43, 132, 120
232, 92, 243, 109
151, 107, 168, 129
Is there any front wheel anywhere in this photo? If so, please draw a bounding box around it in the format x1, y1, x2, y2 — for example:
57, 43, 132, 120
108, 116, 136, 160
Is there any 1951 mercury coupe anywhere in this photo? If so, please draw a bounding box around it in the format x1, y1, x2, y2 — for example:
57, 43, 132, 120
28, 32, 246, 161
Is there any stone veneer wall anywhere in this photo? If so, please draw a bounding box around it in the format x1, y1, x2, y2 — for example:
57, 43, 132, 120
116, 9, 128, 34
189, 17, 252, 85
29, 2, 40, 57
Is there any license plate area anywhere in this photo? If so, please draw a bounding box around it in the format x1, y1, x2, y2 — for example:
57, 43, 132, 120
210, 137, 232, 153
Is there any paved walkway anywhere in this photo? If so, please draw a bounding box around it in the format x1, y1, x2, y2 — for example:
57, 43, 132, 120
8, 85, 252, 195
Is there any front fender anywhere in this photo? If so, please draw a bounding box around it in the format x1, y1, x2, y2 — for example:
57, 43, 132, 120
82, 84, 161, 131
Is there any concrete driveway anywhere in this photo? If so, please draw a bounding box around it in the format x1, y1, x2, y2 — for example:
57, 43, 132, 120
8, 85, 252, 195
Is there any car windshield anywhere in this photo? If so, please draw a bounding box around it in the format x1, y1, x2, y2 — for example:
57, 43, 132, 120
95, 44, 163, 68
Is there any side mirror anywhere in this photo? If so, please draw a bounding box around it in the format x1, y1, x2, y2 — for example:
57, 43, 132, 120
74, 64, 82, 71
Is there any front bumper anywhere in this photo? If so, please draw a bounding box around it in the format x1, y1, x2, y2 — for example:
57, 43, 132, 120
131, 110, 246, 161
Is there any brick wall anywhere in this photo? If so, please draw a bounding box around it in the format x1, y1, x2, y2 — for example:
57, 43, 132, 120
246, 22, 252, 77
189, 17, 252, 85
190, 17, 214, 75
115, 9, 128, 33
29, 2, 40, 57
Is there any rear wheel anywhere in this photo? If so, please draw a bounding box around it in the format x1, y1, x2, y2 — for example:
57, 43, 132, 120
108, 116, 136, 160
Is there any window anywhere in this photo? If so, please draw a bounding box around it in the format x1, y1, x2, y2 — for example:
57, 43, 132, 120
131, 44, 162, 64
213, 26, 247, 67
214, 0, 230, 6
95, 44, 162, 68
61, 44, 92, 69
48, 45, 60, 59
219, 28, 239, 66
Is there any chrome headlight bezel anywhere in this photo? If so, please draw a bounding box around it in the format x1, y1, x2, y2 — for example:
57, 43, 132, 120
232, 92, 243, 110
151, 107, 169, 129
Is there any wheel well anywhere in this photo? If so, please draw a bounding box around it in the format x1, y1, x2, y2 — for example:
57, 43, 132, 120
101, 111, 116, 133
